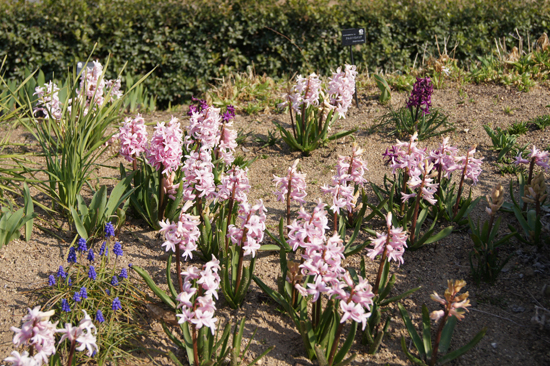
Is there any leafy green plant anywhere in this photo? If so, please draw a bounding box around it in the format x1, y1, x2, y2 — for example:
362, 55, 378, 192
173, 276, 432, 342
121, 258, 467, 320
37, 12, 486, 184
506, 121, 528, 135
469, 185, 515, 285
165, 317, 273, 366
376, 107, 454, 141
18, 57, 149, 222
508, 172, 548, 248
275, 69, 356, 155
399, 280, 486, 366
132, 248, 272, 365
122, 73, 156, 113
71, 172, 136, 240
483, 125, 520, 162
530, 114, 550, 130
37, 231, 146, 365
374, 74, 391, 104
359, 216, 420, 354
254, 129, 279, 148
369, 173, 453, 250
0, 183, 35, 248
502, 106, 515, 115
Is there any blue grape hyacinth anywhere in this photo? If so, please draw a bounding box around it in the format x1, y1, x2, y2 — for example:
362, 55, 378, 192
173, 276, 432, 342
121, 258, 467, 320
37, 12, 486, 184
61, 299, 71, 312
88, 266, 97, 280
77, 237, 87, 252
96, 309, 105, 323
67, 247, 77, 264
113, 242, 123, 257
105, 222, 115, 238
87, 249, 95, 262
112, 297, 122, 311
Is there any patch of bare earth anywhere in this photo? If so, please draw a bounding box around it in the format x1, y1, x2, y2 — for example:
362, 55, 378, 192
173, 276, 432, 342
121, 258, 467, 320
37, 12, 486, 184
1, 83, 550, 365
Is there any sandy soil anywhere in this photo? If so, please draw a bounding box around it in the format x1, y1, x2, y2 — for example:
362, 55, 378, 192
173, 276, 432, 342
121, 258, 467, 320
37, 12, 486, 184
1, 83, 550, 366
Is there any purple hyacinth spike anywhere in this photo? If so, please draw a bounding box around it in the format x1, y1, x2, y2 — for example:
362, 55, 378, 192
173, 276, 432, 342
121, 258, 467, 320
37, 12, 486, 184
406, 77, 433, 117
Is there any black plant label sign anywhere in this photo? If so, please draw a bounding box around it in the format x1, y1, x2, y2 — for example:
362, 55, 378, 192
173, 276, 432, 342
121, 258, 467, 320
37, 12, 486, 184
341, 28, 366, 46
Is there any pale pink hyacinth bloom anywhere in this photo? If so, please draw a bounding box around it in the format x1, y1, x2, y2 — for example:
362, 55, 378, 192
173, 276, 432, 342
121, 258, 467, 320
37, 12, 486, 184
117, 114, 148, 162
227, 200, 267, 258
428, 137, 460, 178
9, 307, 57, 365
367, 213, 408, 266
386, 132, 427, 177
287, 200, 330, 252
515, 145, 550, 170
321, 183, 355, 215
162, 172, 180, 200
57, 310, 98, 357
33, 81, 63, 120
273, 159, 307, 205
78, 61, 122, 108
217, 166, 251, 203
4, 350, 42, 366
217, 122, 238, 165
334, 144, 368, 186
159, 203, 201, 260
402, 160, 439, 206
176, 256, 221, 335
322, 144, 368, 214
181, 149, 216, 201
186, 105, 222, 150
455, 147, 483, 185
283, 74, 321, 114
146, 117, 183, 174
327, 64, 357, 118
288, 202, 374, 331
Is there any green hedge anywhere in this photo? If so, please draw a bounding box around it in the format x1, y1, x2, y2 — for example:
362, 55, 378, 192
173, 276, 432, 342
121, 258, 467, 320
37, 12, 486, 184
1, 0, 549, 107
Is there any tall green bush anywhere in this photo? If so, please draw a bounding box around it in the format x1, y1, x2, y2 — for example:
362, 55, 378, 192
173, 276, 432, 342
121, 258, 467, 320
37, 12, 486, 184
1, 0, 549, 107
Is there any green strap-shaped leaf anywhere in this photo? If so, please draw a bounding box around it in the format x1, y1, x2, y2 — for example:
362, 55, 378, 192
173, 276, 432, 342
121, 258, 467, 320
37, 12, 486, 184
70, 207, 88, 240
333, 321, 357, 365
398, 303, 425, 359
421, 305, 433, 360
131, 265, 175, 309
437, 327, 486, 365
439, 315, 457, 355
166, 253, 178, 300
400, 337, 428, 366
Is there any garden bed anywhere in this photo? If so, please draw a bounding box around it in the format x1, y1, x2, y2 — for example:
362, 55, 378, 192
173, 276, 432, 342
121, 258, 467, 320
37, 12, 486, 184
1, 82, 550, 366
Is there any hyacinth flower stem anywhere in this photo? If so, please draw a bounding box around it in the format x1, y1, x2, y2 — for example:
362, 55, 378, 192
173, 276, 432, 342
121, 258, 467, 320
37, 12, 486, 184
373, 228, 391, 295
158, 164, 165, 221
301, 80, 311, 133
235, 227, 250, 295
409, 176, 426, 247
286, 173, 293, 235
315, 298, 321, 329
225, 189, 236, 253
333, 211, 338, 236
400, 171, 410, 215
523, 158, 536, 211
289, 100, 297, 140
327, 322, 345, 365
430, 304, 452, 366
66, 339, 77, 366
174, 247, 184, 293
453, 153, 470, 217
191, 324, 200, 366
